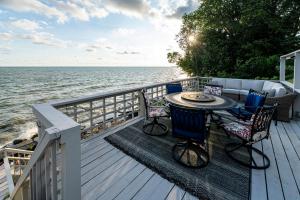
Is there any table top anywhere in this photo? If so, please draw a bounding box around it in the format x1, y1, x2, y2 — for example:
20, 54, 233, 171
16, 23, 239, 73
164, 91, 237, 110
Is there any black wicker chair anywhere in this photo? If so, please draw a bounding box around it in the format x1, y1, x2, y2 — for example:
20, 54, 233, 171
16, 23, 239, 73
221, 104, 277, 169
170, 104, 210, 168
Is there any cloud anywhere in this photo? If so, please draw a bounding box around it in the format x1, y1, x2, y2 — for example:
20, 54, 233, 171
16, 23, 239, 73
105, 0, 151, 18
21, 32, 68, 48
112, 28, 136, 36
10, 19, 41, 31
166, 0, 198, 19
0, 46, 11, 54
81, 38, 112, 52
117, 51, 140, 55
0, 0, 68, 23
0, 32, 13, 41
55, 1, 89, 21
160, 0, 198, 19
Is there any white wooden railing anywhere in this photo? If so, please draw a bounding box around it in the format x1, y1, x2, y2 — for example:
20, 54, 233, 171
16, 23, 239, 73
7, 76, 210, 200
53, 77, 210, 138
9, 103, 81, 200
280, 49, 300, 92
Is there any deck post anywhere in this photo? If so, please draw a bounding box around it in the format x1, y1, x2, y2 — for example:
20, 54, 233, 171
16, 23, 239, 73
60, 124, 81, 200
294, 52, 300, 90
138, 90, 146, 117
280, 57, 286, 82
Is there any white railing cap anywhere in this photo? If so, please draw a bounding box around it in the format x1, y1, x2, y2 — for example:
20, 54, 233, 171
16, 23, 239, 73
50, 77, 203, 108
280, 49, 300, 59
33, 103, 79, 130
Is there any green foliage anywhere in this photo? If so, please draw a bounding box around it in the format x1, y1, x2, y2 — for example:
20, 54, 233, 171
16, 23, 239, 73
169, 0, 300, 79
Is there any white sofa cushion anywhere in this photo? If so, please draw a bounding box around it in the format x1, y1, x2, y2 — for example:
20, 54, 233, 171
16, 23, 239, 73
211, 78, 226, 87
272, 83, 286, 97
239, 90, 249, 96
223, 89, 240, 94
263, 81, 286, 97
263, 89, 276, 97
262, 81, 274, 91
242, 80, 264, 91
225, 79, 242, 89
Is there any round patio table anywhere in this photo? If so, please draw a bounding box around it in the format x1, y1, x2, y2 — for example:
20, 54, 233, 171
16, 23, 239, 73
164, 91, 236, 110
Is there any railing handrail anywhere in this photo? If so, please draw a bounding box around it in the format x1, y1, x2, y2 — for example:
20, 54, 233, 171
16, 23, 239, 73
280, 49, 300, 59
10, 126, 59, 198
50, 76, 201, 108
10, 103, 81, 199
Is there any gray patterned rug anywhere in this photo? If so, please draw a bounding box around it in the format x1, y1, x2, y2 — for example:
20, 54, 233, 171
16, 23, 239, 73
105, 119, 250, 200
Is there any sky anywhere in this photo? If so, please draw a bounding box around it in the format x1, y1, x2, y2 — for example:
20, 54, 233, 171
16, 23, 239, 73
0, 0, 198, 66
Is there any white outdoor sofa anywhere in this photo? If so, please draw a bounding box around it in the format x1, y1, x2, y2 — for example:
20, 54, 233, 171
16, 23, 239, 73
210, 78, 296, 121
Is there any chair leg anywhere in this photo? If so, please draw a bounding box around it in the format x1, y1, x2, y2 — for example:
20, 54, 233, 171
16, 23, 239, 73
172, 141, 209, 168
225, 142, 270, 169
143, 117, 168, 136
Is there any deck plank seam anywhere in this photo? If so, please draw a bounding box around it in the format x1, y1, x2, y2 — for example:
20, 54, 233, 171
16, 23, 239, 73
81, 153, 128, 186
261, 140, 269, 200
111, 167, 149, 200
89, 161, 140, 199
281, 123, 300, 160
96, 165, 148, 200
269, 128, 286, 200
163, 184, 176, 200
129, 173, 156, 200
276, 122, 300, 195
81, 146, 117, 168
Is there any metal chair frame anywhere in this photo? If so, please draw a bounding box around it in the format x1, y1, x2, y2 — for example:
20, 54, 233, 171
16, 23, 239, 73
223, 104, 277, 169
170, 105, 210, 168
141, 90, 169, 136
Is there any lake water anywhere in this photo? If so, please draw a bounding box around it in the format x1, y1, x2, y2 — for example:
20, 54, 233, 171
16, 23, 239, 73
0, 67, 186, 147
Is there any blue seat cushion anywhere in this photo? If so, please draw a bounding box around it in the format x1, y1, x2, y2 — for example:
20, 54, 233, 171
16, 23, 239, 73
166, 83, 183, 94
227, 107, 253, 120
244, 93, 265, 113
173, 128, 206, 143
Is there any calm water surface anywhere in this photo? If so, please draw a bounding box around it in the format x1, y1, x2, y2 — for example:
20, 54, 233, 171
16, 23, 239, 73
0, 67, 186, 146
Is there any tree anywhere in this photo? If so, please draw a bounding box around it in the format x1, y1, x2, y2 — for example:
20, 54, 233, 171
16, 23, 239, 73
169, 0, 300, 79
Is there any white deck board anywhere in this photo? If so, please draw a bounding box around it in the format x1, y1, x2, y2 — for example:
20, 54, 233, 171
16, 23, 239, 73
113, 168, 155, 200
262, 137, 284, 200
2, 119, 300, 200
250, 121, 300, 200
251, 141, 267, 200
78, 120, 300, 200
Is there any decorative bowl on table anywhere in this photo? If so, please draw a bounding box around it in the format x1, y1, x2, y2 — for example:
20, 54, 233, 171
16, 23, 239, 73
181, 92, 216, 102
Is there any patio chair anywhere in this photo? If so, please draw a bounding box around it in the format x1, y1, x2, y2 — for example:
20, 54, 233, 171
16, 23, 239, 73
141, 89, 169, 136
221, 104, 277, 169
204, 84, 223, 96
169, 104, 210, 168
166, 83, 183, 94
227, 89, 267, 121
203, 84, 224, 125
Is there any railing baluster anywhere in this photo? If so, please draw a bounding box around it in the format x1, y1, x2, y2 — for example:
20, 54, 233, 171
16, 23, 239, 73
45, 147, 51, 200
89, 101, 93, 128
114, 96, 117, 120
51, 142, 57, 200
131, 92, 134, 118
103, 98, 106, 127
123, 94, 126, 120
36, 158, 41, 200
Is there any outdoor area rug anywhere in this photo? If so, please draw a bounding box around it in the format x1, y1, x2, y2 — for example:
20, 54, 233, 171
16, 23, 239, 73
105, 119, 250, 200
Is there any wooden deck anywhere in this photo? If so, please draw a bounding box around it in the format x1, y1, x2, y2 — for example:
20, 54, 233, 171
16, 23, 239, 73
1, 119, 300, 200
251, 120, 300, 200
